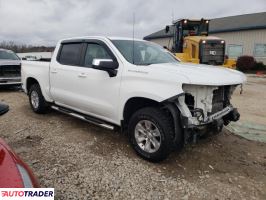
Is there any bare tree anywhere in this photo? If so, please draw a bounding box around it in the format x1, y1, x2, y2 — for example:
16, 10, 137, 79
0, 41, 55, 53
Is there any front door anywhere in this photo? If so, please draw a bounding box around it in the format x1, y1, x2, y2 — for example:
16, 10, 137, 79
73, 41, 121, 123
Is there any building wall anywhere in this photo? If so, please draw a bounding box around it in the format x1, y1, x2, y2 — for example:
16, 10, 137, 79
210, 29, 266, 64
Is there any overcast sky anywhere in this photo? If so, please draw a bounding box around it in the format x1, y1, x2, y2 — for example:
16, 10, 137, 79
0, 0, 265, 46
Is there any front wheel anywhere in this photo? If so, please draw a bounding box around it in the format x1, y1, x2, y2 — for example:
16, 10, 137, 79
128, 107, 175, 162
29, 84, 49, 114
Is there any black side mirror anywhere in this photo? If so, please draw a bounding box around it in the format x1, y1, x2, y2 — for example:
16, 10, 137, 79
0, 103, 9, 116
165, 25, 170, 33
92, 59, 119, 77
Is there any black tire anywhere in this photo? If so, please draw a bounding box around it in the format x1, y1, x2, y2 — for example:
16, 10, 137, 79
28, 84, 49, 114
128, 107, 175, 162
0, 103, 9, 116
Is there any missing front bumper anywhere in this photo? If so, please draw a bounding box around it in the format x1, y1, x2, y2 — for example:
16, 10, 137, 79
182, 105, 237, 128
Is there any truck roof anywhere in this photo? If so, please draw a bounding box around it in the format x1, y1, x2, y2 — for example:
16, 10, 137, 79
59, 36, 145, 43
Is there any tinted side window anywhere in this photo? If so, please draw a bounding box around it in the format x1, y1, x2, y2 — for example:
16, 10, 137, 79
59, 43, 82, 65
84, 43, 111, 67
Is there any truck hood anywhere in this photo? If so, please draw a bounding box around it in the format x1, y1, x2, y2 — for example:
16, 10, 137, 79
0, 59, 21, 66
150, 62, 246, 86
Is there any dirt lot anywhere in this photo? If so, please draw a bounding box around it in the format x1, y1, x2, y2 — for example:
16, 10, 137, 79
0, 75, 266, 200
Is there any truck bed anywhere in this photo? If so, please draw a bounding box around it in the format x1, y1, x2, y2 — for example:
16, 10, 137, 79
21, 61, 51, 99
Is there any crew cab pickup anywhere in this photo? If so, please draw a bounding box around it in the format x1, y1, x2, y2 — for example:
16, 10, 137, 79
22, 36, 246, 162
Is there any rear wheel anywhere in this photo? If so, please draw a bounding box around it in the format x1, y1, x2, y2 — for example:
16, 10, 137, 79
29, 84, 49, 114
128, 107, 175, 162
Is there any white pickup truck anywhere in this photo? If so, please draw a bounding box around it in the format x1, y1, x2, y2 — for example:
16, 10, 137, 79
22, 36, 246, 162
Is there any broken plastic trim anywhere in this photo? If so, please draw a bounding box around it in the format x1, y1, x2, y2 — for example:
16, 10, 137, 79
165, 93, 234, 127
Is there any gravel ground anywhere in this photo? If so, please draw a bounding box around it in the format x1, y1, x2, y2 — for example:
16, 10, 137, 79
0, 75, 266, 200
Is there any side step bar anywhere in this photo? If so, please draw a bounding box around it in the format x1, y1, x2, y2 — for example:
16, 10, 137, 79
51, 105, 114, 130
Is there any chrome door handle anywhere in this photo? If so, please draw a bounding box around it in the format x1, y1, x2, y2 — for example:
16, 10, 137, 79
78, 73, 87, 78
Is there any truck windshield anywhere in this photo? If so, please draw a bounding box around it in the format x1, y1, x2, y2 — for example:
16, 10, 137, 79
111, 40, 179, 65
0, 50, 20, 60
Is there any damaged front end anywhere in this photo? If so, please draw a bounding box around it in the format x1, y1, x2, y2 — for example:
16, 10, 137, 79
165, 84, 241, 144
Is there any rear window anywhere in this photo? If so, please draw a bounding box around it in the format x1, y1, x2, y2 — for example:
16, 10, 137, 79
58, 43, 82, 65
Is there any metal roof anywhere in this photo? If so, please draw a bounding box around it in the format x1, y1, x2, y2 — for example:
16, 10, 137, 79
144, 26, 175, 40
144, 12, 266, 40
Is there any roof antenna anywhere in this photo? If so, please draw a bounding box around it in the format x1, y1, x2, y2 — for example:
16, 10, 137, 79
171, 9, 174, 22
132, 12, 135, 64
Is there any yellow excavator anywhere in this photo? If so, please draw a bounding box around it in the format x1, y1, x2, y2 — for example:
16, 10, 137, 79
165, 19, 236, 68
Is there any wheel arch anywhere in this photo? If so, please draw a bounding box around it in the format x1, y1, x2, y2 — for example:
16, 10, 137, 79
122, 95, 184, 148
26, 77, 39, 94
122, 97, 161, 127
25, 77, 53, 102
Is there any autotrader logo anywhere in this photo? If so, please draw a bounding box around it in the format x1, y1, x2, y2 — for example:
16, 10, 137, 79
0, 188, 54, 199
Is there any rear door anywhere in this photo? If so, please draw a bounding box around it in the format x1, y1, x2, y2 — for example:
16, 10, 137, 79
50, 42, 85, 108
